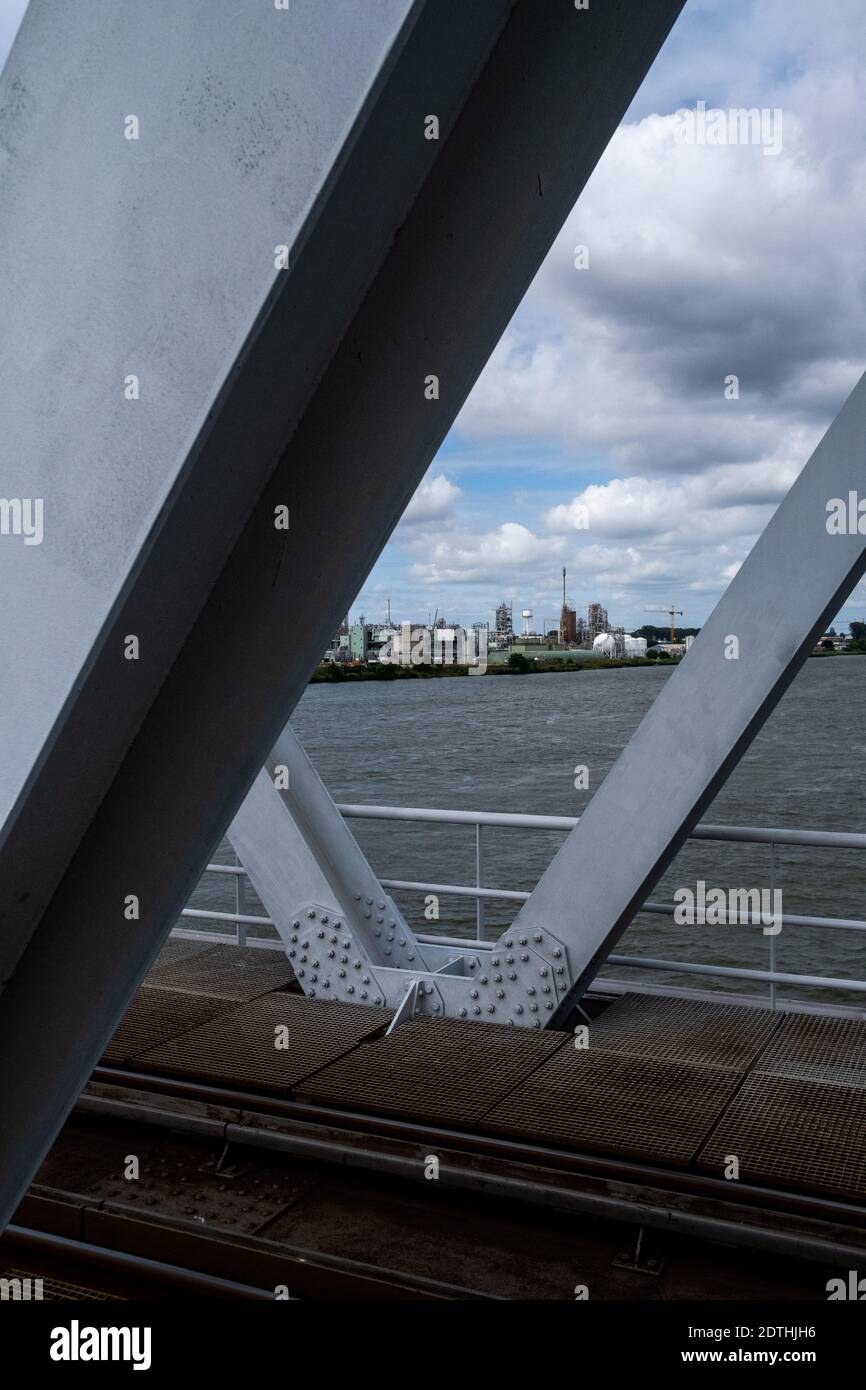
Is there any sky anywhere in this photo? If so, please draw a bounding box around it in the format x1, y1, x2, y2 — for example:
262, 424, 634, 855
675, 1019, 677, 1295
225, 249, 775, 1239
3, 1, 866, 635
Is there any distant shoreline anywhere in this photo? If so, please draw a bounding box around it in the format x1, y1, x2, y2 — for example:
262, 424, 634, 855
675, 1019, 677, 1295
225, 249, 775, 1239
310, 648, 866, 683
310, 655, 680, 683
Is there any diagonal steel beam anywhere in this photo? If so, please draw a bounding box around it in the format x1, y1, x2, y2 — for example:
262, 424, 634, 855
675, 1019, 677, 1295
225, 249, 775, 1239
227, 725, 486, 1007
0, 0, 685, 1226
491, 372, 866, 1026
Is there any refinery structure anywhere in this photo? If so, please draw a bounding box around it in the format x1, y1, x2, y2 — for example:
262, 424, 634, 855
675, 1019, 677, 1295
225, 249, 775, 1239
325, 571, 693, 665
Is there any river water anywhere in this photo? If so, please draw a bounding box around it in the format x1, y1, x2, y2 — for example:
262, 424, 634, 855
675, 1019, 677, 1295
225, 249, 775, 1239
190, 658, 866, 1007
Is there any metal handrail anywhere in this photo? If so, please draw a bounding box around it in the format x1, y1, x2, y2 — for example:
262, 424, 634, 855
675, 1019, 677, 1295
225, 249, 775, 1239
180, 802, 866, 1005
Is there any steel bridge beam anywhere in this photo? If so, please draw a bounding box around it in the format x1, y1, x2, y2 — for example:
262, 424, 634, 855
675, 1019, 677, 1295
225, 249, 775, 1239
513, 373, 866, 1025
0, 0, 686, 1225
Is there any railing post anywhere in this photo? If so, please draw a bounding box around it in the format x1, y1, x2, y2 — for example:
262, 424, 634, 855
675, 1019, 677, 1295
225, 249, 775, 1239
475, 823, 485, 941
235, 852, 248, 948
768, 841, 778, 1010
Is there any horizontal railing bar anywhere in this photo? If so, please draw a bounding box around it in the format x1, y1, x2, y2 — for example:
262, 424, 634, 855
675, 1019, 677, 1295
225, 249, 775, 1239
607, 955, 866, 993
335, 802, 866, 850
169, 924, 866, 993
337, 804, 577, 831
181, 907, 274, 928
171, 927, 284, 951
637, 903, 866, 932
380, 877, 528, 903
189, 882, 866, 937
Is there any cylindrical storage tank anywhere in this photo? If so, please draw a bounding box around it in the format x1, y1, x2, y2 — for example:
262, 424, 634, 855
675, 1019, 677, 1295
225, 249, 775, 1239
624, 636, 647, 658
592, 632, 617, 658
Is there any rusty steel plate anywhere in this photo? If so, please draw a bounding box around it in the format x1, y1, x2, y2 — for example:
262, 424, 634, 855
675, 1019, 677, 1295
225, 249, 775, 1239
103, 986, 239, 1066
85, 1133, 322, 1235
590, 992, 781, 1071
480, 1049, 741, 1166
134, 993, 392, 1091
297, 1017, 569, 1126
750, 1012, 866, 1089
144, 942, 295, 1001
697, 1071, 866, 1199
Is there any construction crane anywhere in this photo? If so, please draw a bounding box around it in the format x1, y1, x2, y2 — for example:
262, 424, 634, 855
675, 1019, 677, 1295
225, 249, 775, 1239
645, 604, 683, 645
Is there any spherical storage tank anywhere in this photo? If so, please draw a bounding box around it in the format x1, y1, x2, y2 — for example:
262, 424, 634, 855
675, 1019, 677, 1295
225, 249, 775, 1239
592, 632, 618, 658
624, 636, 647, 658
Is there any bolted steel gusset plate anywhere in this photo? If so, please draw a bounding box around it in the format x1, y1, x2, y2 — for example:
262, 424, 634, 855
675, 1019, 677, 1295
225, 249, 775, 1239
480, 1048, 741, 1166
749, 1012, 866, 1089
296, 1016, 570, 1126
588, 992, 782, 1070
286, 902, 392, 1006
103, 985, 240, 1065
131, 992, 392, 1091
697, 1071, 866, 1199
144, 942, 296, 1001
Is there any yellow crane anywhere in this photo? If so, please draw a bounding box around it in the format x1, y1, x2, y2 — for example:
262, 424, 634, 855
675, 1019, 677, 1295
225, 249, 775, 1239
645, 605, 683, 645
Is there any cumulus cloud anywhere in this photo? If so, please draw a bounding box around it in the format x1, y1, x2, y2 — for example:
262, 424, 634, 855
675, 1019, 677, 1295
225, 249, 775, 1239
409, 523, 564, 587
400, 473, 461, 525
380, 0, 866, 629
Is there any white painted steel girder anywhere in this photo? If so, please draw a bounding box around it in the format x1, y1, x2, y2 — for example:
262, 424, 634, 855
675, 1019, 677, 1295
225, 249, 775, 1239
0, 0, 686, 1227
526, 372, 866, 1025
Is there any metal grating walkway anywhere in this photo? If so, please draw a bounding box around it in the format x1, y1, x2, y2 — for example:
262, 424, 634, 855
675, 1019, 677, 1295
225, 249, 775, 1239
144, 943, 295, 1001
297, 1017, 569, 1126
103, 986, 239, 1066
132, 993, 392, 1091
589, 992, 782, 1069
480, 1049, 742, 1166
748, 1011, 866, 1089
697, 1072, 866, 1199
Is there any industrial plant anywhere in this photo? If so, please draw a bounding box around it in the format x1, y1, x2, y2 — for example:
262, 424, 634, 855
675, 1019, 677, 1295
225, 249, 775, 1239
325, 571, 694, 667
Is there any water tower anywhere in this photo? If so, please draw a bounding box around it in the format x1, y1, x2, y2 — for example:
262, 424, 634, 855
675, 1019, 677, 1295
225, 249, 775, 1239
522, 608, 533, 636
